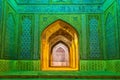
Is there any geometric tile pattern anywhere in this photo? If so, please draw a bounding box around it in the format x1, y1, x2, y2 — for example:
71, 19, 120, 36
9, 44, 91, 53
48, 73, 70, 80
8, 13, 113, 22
89, 18, 100, 58
20, 18, 32, 59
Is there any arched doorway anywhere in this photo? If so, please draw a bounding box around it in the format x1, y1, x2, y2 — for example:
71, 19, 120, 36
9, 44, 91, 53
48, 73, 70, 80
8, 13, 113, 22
41, 19, 79, 71
51, 42, 69, 67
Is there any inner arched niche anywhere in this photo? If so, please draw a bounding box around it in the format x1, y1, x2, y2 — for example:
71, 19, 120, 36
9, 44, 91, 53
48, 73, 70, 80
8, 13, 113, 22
41, 19, 79, 71
51, 42, 69, 67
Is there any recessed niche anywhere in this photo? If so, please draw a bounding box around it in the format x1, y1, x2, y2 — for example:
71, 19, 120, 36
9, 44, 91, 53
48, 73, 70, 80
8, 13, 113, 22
41, 20, 79, 71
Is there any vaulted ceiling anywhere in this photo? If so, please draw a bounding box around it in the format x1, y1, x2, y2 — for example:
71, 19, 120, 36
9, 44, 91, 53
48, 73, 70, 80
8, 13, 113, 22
7, 0, 114, 13
14, 0, 106, 5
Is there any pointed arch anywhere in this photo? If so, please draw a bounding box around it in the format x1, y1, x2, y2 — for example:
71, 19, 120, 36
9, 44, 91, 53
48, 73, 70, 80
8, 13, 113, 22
42, 19, 78, 40
5, 13, 16, 59
51, 42, 69, 67
105, 13, 117, 59
41, 19, 79, 71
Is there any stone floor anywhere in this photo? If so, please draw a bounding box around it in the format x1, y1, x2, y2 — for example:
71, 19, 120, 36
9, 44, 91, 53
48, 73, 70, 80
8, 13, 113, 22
0, 71, 120, 79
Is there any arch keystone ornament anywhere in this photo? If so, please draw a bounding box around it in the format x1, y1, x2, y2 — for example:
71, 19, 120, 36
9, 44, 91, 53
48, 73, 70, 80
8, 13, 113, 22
41, 20, 79, 71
